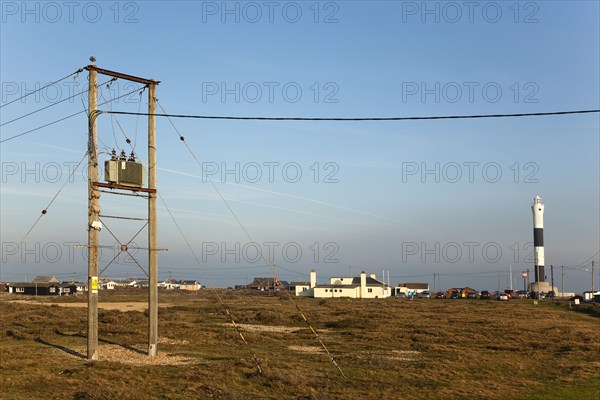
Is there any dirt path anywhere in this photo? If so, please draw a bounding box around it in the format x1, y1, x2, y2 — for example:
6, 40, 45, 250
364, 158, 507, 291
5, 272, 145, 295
9, 300, 169, 312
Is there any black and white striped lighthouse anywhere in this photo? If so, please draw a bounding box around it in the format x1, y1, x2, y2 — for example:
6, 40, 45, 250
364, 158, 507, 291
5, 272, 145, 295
532, 195, 545, 283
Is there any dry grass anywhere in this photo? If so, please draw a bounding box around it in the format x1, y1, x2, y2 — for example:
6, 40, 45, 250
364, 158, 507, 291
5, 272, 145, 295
1, 290, 599, 400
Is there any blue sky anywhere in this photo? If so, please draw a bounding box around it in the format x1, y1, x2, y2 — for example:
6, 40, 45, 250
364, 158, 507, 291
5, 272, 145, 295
1, 1, 598, 292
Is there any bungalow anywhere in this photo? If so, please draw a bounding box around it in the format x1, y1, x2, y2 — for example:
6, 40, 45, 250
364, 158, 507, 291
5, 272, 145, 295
73, 282, 88, 293
7, 282, 60, 296
159, 279, 180, 290
296, 269, 392, 299
102, 280, 118, 290
179, 280, 201, 291
32, 275, 59, 284
395, 282, 430, 297
290, 281, 311, 294
246, 277, 287, 291
59, 283, 78, 296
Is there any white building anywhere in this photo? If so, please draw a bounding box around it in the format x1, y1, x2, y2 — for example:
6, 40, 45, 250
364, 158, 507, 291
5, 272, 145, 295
395, 283, 430, 296
296, 269, 391, 299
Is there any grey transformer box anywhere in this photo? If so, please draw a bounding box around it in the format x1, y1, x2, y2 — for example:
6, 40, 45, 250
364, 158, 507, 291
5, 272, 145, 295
104, 159, 146, 187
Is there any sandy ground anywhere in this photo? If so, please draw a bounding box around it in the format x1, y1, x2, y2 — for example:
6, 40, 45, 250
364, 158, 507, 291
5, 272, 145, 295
9, 300, 169, 312
59, 343, 197, 365
226, 323, 331, 334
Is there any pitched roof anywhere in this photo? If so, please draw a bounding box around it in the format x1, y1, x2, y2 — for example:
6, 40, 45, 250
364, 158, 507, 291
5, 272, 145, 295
397, 283, 429, 290
350, 276, 387, 286
9, 282, 59, 288
32, 275, 59, 283
251, 277, 275, 286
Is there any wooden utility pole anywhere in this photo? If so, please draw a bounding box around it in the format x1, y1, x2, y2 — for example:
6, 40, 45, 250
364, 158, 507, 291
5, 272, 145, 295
550, 265, 555, 303
592, 260, 595, 294
87, 65, 99, 361
147, 82, 158, 356
561, 265, 564, 298
84, 62, 160, 360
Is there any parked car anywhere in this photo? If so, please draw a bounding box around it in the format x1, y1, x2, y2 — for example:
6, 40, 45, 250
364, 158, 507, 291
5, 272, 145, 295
516, 290, 529, 299
532, 292, 545, 299
497, 293, 509, 301
396, 292, 407, 299
419, 291, 431, 299
435, 291, 446, 299
450, 292, 460, 299
466, 291, 477, 299
480, 290, 491, 299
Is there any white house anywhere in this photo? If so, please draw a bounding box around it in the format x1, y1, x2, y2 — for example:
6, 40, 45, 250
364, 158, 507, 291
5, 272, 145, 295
296, 269, 391, 299
179, 280, 201, 291
102, 280, 118, 290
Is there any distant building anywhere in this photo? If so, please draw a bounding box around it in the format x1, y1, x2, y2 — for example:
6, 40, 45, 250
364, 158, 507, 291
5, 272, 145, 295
159, 279, 180, 290
32, 275, 59, 284
395, 283, 430, 296
179, 280, 201, 291
7, 282, 77, 296
102, 281, 118, 290
296, 270, 392, 299
247, 277, 289, 291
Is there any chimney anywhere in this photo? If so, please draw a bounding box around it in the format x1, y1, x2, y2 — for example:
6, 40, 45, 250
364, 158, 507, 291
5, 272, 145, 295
370, 273, 376, 280
310, 269, 316, 288
361, 271, 367, 298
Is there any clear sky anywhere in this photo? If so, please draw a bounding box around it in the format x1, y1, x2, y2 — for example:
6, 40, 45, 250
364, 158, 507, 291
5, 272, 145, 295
1, 1, 598, 293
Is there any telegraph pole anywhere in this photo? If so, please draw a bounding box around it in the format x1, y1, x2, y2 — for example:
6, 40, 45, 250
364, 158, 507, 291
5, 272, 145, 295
561, 265, 564, 298
497, 271, 500, 292
84, 61, 160, 360
148, 82, 158, 356
592, 260, 595, 293
87, 64, 99, 361
550, 265, 555, 303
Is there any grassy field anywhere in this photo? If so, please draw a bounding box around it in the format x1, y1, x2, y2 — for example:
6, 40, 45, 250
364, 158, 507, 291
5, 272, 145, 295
1, 290, 599, 400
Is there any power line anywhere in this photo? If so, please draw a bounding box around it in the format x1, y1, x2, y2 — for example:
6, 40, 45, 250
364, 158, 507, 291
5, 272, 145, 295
2, 152, 87, 267
564, 251, 600, 270
1, 78, 117, 127
101, 108, 600, 122
0, 85, 147, 144
156, 99, 347, 378
0, 67, 84, 109
158, 193, 264, 374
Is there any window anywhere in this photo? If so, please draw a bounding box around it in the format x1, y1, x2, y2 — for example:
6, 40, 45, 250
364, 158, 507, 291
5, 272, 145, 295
368, 288, 373, 293
50, 287, 55, 293
325, 289, 328, 292
16, 287, 24, 293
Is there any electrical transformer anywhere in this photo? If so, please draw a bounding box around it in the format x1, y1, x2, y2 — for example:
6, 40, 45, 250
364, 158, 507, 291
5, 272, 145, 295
104, 159, 145, 187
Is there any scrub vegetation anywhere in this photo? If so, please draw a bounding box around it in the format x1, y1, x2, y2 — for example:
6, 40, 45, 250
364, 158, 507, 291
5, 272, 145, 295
1, 290, 599, 399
